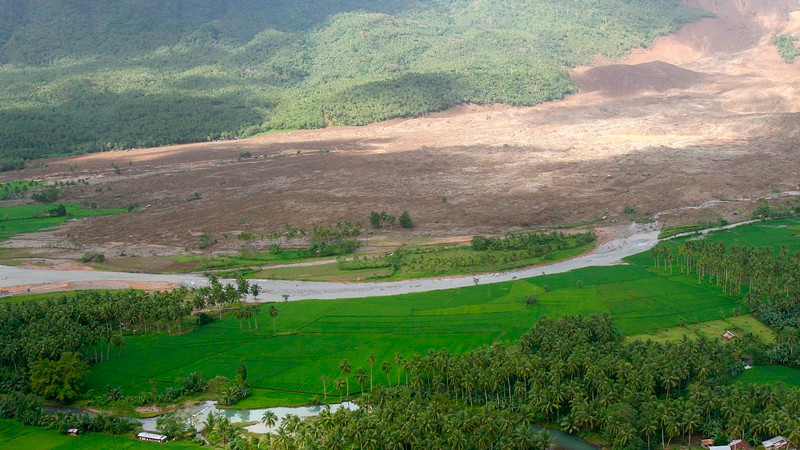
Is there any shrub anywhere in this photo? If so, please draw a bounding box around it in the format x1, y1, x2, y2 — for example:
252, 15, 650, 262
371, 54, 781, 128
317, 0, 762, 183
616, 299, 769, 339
31, 187, 58, 203
199, 233, 217, 249
79, 251, 106, 263
399, 211, 414, 229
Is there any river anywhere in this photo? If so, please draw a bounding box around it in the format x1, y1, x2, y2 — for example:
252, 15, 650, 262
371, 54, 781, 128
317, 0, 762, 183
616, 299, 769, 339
0, 223, 661, 302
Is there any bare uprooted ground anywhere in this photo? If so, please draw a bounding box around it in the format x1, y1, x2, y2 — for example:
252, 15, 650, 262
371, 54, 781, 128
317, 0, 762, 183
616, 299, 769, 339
4, 0, 799, 256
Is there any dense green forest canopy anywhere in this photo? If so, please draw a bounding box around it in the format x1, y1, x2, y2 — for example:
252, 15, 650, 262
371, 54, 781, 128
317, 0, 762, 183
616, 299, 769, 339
0, 0, 708, 168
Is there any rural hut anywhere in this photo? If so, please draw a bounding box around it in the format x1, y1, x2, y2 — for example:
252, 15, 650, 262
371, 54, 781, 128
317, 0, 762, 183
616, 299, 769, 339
762, 436, 793, 450
137, 431, 168, 443
722, 330, 737, 341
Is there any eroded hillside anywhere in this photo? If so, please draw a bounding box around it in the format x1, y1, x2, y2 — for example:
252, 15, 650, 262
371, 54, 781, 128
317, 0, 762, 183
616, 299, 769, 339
2, 0, 799, 254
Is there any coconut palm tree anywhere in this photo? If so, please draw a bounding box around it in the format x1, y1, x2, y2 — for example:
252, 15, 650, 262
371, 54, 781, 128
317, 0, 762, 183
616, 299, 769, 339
381, 362, 392, 386
269, 305, 278, 334
334, 378, 345, 403
339, 358, 352, 397
368, 354, 376, 391
356, 368, 368, 394
261, 410, 278, 430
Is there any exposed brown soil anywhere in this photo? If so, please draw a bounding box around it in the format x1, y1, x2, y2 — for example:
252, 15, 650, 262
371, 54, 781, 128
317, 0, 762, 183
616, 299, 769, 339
0, 281, 178, 297
3, 0, 799, 256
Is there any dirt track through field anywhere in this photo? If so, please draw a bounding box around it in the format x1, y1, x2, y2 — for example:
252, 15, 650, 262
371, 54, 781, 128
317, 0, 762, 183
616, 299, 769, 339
2, 0, 799, 256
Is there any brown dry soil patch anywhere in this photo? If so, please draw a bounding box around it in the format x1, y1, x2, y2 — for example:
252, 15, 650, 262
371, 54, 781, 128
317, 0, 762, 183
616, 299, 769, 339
3, 0, 799, 257
0, 281, 178, 298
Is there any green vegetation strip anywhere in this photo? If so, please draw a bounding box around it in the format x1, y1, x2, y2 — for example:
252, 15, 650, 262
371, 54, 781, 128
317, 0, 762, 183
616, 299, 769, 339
0, 419, 196, 449
0, 204, 126, 242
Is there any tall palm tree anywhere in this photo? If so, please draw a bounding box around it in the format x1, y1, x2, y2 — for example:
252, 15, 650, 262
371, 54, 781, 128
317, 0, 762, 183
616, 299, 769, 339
356, 368, 368, 394
269, 305, 278, 334
261, 410, 278, 430
382, 362, 392, 386
339, 358, 352, 397
368, 354, 376, 391
334, 378, 345, 403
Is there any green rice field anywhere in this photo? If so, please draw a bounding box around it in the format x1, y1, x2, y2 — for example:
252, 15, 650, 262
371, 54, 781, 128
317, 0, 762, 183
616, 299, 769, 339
684, 217, 800, 250
629, 315, 775, 343
84, 259, 742, 407
0, 419, 196, 449
734, 366, 800, 388
0, 203, 126, 242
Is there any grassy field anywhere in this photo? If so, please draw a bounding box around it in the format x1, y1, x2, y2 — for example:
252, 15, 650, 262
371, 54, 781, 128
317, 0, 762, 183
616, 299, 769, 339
0, 203, 126, 242
0, 419, 196, 449
255, 261, 393, 282
84, 258, 741, 407
734, 366, 800, 388
629, 315, 775, 343
254, 241, 595, 282
693, 217, 800, 250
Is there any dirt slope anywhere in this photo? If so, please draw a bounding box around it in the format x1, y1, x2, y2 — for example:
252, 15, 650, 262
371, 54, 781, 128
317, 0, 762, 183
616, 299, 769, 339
4, 0, 799, 253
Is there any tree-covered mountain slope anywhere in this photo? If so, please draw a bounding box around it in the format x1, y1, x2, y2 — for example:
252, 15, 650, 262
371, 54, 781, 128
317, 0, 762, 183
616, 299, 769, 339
0, 0, 708, 168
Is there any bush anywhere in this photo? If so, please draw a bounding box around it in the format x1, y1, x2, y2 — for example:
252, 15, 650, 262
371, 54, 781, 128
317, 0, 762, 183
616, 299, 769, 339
31, 188, 58, 203
47, 204, 67, 217
399, 211, 413, 229
79, 252, 106, 263
773, 34, 800, 62
199, 233, 217, 249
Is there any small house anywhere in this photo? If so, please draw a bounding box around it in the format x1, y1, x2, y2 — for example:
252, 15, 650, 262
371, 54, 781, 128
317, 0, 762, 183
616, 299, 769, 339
763, 436, 792, 450
708, 440, 753, 450
701, 439, 716, 448
722, 330, 738, 341
729, 439, 753, 450
137, 432, 168, 443
66, 428, 79, 436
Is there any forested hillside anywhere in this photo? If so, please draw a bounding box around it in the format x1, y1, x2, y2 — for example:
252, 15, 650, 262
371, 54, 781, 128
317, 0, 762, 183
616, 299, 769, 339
0, 0, 707, 169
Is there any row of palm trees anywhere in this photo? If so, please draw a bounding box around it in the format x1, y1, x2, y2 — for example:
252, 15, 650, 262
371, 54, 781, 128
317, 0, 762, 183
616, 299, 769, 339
651, 241, 800, 300
652, 240, 800, 367
280, 315, 800, 449
0, 277, 256, 396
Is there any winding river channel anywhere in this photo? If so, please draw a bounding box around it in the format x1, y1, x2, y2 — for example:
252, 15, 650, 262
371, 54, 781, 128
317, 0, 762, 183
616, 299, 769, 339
0, 222, 661, 302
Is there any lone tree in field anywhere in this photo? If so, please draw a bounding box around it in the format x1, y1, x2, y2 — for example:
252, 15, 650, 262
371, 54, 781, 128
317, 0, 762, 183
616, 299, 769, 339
269, 305, 279, 334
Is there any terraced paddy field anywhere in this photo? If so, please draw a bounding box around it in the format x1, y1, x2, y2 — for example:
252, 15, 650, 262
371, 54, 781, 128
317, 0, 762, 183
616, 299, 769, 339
0, 419, 195, 449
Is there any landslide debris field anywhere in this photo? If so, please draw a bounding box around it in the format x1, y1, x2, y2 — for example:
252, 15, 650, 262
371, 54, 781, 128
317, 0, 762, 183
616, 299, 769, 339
3, 0, 799, 253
